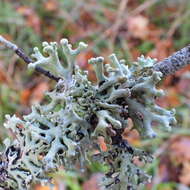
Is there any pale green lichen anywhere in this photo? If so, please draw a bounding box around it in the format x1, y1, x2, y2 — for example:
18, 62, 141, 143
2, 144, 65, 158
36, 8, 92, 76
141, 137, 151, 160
0, 39, 176, 190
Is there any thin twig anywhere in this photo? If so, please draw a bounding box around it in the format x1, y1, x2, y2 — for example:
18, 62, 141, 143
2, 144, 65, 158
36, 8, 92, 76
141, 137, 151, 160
167, 9, 190, 38
0, 36, 17, 51
88, 0, 159, 52
129, 0, 160, 16
1, 35, 190, 79
110, 0, 129, 51
0, 35, 61, 82
88, 0, 128, 51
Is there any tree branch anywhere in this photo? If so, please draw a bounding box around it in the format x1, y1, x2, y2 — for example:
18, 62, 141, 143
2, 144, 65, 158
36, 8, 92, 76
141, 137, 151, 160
154, 44, 190, 76
1, 35, 190, 79
0, 35, 61, 82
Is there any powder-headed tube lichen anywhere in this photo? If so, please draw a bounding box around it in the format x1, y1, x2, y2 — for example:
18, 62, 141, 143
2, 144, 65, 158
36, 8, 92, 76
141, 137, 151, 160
0, 39, 176, 190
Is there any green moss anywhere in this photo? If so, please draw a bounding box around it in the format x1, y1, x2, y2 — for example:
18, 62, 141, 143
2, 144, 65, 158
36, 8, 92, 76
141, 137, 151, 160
138, 41, 155, 54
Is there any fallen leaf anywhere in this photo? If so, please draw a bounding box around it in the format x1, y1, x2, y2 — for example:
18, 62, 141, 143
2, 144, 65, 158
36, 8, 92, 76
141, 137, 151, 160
176, 77, 190, 98
17, 6, 41, 33
147, 39, 173, 60
0, 70, 8, 83
82, 174, 103, 190
170, 136, 190, 162
35, 185, 57, 190
44, 0, 58, 12
30, 82, 49, 104
98, 136, 107, 151
20, 88, 32, 105
153, 136, 190, 186
127, 15, 149, 40
77, 51, 96, 81
156, 87, 180, 107
179, 161, 190, 185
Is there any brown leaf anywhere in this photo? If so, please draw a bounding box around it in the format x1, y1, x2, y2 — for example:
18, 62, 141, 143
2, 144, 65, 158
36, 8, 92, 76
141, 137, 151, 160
179, 161, 190, 185
155, 136, 190, 185
20, 88, 32, 105
127, 15, 149, 40
17, 6, 41, 33
44, 0, 58, 12
175, 65, 190, 77
0, 69, 8, 83
77, 51, 96, 81
170, 136, 190, 161
30, 82, 49, 104
82, 174, 103, 190
147, 39, 174, 60
156, 87, 180, 107
0, 60, 12, 84
147, 23, 163, 42
98, 137, 107, 151
176, 77, 190, 98
35, 185, 57, 190
77, 51, 94, 69
123, 119, 140, 147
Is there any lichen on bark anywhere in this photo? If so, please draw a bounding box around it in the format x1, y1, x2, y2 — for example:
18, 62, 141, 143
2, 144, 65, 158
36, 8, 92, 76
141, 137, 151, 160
0, 39, 176, 190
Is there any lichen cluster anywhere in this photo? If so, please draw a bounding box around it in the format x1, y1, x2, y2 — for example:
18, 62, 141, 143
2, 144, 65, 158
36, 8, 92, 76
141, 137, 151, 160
0, 39, 176, 190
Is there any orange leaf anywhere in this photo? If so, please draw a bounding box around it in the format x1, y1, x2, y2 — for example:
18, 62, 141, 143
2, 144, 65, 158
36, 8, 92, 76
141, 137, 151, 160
30, 82, 49, 104
98, 137, 107, 151
20, 88, 32, 105
44, 0, 58, 12
0, 70, 8, 83
17, 6, 41, 33
35, 185, 58, 190
147, 39, 174, 60
82, 174, 103, 190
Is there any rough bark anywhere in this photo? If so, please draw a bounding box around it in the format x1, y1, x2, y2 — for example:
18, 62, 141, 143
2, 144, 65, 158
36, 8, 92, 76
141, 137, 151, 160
154, 44, 190, 76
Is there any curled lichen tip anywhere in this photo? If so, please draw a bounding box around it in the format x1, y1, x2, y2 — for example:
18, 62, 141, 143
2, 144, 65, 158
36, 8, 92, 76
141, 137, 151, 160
137, 55, 157, 68
78, 41, 88, 49
60, 38, 69, 45
42, 41, 49, 47
88, 56, 104, 64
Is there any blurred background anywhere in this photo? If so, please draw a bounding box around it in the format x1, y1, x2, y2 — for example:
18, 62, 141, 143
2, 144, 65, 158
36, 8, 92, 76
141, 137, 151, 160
1, 0, 190, 189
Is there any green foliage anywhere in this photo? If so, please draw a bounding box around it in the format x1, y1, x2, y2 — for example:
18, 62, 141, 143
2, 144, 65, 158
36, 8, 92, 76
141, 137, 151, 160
138, 41, 155, 54
0, 1, 40, 54
50, 170, 82, 190
0, 85, 18, 126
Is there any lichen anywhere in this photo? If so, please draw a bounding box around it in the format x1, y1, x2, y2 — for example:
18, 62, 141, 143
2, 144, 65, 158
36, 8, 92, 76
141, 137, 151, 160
0, 39, 176, 190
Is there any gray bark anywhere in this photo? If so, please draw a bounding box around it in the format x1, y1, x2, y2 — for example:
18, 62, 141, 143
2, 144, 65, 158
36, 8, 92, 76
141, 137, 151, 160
154, 44, 190, 76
